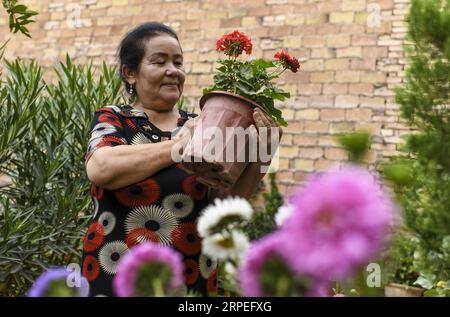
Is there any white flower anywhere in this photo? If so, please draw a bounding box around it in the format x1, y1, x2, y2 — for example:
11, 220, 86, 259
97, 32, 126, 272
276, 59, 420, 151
224, 262, 237, 277
197, 196, 253, 238
274, 204, 295, 227
202, 230, 249, 262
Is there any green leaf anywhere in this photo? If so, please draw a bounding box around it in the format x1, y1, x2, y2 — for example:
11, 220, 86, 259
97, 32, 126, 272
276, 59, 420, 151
12, 5, 27, 14
235, 80, 254, 95
382, 161, 414, 187
414, 275, 435, 290
337, 131, 371, 163
252, 58, 275, 69
8, 15, 14, 30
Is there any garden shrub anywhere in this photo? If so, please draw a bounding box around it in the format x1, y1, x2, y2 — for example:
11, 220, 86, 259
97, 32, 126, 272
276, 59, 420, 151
0, 55, 126, 296
385, 0, 450, 289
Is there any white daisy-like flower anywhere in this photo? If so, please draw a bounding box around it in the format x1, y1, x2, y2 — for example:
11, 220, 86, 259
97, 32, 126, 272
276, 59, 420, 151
163, 193, 194, 219
224, 262, 237, 277
125, 205, 178, 246
98, 241, 128, 275
274, 204, 295, 227
98, 211, 116, 235
90, 122, 117, 139
202, 230, 249, 262
131, 132, 152, 145
197, 197, 253, 238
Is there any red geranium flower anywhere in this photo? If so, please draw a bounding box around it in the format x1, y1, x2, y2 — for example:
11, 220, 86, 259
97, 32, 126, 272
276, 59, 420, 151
216, 30, 252, 57
274, 50, 300, 73
204, 30, 301, 127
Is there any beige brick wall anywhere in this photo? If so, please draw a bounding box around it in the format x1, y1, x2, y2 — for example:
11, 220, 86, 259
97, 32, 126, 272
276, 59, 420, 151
0, 0, 412, 196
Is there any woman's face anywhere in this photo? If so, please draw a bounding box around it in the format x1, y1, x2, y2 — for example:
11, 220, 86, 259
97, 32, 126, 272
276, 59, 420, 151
129, 34, 185, 111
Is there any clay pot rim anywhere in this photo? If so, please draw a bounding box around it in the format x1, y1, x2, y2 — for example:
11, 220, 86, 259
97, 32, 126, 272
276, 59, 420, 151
199, 91, 271, 117
385, 283, 425, 292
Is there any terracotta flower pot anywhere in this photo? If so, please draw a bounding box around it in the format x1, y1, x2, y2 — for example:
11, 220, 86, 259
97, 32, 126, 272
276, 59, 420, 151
384, 283, 425, 297
181, 91, 268, 188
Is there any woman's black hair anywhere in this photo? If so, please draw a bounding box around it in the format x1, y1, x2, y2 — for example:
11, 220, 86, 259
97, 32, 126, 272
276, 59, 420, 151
118, 22, 180, 95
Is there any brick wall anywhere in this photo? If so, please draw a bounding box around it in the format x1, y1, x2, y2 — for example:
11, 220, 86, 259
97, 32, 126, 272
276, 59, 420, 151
0, 0, 412, 196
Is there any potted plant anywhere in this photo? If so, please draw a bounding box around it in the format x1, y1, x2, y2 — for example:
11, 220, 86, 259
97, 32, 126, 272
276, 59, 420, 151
182, 30, 300, 186
382, 232, 424, 297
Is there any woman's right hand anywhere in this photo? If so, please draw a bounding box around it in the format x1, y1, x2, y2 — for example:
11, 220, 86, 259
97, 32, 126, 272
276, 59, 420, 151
171, 116, 199, 147
171, 117, 228, 189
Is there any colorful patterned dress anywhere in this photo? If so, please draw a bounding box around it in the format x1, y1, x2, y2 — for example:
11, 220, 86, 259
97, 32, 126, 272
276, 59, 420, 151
81, 104, 218, 297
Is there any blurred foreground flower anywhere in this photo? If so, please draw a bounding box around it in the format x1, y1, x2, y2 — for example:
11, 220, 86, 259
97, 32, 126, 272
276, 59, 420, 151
282, 166, 396, 280
198, 197, 253, 238
198, 197, 252, 263
274, 203, 294, 227
113, 242, 183, 297
28, 267, 89, 297
239, 233, 330, 297
239, 165, 397, 297
202, 230, 249, 262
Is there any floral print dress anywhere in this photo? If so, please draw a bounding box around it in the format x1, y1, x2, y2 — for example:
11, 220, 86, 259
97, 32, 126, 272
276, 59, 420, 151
81, 104, 218, 297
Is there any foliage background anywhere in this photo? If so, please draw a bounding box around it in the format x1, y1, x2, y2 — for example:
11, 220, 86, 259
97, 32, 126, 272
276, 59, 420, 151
382, 0, 450, 293
0, 56, 126, 296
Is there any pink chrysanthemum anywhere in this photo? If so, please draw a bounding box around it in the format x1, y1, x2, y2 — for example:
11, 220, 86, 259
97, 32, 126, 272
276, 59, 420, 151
239, 233, 330, 297
113, 242, 183, 297
281, 166, 396, 280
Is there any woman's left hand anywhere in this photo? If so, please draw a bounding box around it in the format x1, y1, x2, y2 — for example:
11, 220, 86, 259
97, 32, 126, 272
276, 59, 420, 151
250, 108, 283, 164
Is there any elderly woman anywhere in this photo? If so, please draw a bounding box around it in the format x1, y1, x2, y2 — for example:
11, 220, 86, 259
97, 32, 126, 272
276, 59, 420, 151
82, 22, 277, 297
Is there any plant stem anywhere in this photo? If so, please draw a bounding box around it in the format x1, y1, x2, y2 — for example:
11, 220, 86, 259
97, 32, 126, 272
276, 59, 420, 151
152, 279, 165, 297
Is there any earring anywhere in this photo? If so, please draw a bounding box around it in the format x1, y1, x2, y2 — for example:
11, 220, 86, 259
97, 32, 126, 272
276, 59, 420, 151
128, 84, 135, 95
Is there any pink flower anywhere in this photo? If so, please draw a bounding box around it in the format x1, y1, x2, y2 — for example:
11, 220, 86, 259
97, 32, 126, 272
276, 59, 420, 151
239, 233, 331, 297
281, 166, 396, 280
113, 242, 183, 297
28, 267, 89, 297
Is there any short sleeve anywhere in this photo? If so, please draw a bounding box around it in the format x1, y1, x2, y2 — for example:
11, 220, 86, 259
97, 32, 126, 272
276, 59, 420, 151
85, 107, 128, 163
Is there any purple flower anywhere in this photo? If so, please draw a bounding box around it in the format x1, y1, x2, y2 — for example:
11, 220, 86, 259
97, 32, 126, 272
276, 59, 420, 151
113, 242, 184, 297
28, 267, 89, 297
281, 166, 396, 280
239, 233, 330, 297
